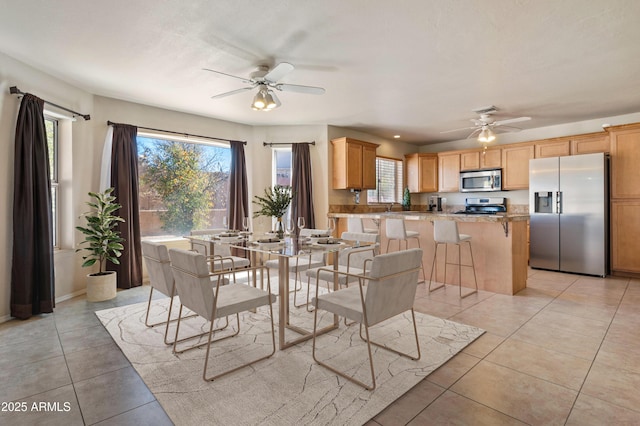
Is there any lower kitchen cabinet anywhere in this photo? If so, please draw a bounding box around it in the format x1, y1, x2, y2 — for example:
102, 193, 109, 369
611, 200, 640, 274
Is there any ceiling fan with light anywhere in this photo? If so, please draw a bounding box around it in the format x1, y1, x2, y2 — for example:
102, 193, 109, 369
440, 106, 531, 143
203, 62, 325, 111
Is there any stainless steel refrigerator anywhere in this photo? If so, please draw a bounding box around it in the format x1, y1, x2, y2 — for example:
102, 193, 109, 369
529, 152, 608, 276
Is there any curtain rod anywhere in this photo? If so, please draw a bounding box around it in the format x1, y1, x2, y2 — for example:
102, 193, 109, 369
107, 121, 247, 145
10, 86, 91, 120
263, 141, 315, 147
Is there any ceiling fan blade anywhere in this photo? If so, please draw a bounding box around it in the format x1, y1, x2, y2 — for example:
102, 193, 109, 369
466, 128, 482, 139
440, 125, 477, 134
276, 83, 325, 95
494, 116, 531, 126
203, 68, 252, 84
210, 86, 254, 99
493, 124, 523, 132
264, 62, 294, 82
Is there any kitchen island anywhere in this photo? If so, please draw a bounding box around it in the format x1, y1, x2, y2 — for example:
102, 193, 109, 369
328, 211, 529, 295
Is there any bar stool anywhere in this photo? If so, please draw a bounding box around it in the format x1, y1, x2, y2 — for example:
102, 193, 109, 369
385, 218, 426, 282
428, 220, 478, 298
347, 217, 378, 234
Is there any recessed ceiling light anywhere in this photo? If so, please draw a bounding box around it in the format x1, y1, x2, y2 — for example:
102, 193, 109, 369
393, 135, 401, 139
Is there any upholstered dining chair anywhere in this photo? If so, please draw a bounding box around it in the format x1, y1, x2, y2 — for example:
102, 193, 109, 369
311, 248, 423, 390
169, 248, 276, 381
302, 231, 379, 312
347, 217, 378, 234
190, 228, 251, 282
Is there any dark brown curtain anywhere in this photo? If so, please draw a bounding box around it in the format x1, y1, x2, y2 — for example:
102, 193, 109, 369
109, 124, 142, 289
228, 141, 249, 231
291, 143, 315, 229
11, 94, 55, 319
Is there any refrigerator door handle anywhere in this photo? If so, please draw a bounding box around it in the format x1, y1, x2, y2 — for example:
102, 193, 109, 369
556, 191, 562, 214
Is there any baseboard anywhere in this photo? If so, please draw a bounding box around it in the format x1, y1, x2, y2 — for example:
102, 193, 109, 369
0, 314, 12, 324
55, 288, 87, 304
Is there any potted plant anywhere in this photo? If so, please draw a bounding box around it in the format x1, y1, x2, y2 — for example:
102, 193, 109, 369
252, 185, 293, 238
402, 187, 412, 211
76, 188, 125, 302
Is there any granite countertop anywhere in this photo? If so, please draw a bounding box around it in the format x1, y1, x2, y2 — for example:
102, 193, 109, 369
328, 211, 530, 223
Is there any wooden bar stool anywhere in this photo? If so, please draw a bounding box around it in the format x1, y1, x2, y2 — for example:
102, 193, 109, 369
428, 220, 478, 298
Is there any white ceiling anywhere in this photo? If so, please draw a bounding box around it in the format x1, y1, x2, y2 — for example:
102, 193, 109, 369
1, 0, 640, 145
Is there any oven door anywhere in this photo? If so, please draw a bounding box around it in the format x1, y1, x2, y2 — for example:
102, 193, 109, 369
460, 170, 501, 192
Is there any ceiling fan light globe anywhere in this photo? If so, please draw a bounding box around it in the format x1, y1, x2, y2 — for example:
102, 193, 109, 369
264, 91, 277, 109
478, 128, 496, 143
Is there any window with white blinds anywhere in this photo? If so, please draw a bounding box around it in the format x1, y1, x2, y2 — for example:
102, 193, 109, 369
367, 157, 403, 203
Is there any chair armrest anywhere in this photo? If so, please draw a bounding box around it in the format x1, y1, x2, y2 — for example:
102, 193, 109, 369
345, 247, 376, 270
205, 254, 237, 271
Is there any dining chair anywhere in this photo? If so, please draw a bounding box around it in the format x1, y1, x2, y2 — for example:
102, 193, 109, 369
264, 228, 328, 306
347, 217, 378, 234
169, 248, 276, 381
190, 228, 251, 282
302, 231, 379, 312
311, 248, 423, 390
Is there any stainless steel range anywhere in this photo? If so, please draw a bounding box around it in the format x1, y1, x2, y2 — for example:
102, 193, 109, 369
455, 197, 507, 215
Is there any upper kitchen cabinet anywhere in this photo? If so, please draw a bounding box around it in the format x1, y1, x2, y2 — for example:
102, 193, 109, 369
460, 148, 502, 171
570, 132, 610, 155
331, 137, 379, 190
534, 139, 571, 158
405, 153, 438, 193
438, 152, 460, 192
610, 124, 640, 198
502, 144, 534, 189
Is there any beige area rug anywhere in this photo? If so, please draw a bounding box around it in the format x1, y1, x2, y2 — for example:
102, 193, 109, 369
96, 283, 484, 426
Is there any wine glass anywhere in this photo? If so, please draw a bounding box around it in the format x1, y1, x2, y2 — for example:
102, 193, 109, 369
327, 218, 336, 237
297, 217, 306, 234
242, 216, 250, 233
222, 216, 228, 230
286, 218, 295, 236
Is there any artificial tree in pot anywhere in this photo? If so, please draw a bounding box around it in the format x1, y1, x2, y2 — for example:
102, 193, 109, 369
252, 185, 293, 238
76, 187, 125, 301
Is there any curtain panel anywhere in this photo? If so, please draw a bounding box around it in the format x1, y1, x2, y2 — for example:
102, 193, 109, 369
228, 141, 249, 231
11, 94, 55, 319
109, 124, 142, 289
291, 143, 315, 229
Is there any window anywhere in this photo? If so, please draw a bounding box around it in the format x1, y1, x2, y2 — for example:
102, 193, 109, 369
45, 116, 59, 248
273, 148, 292, 186
367, 157, 403, 204
137, 135, 231, 237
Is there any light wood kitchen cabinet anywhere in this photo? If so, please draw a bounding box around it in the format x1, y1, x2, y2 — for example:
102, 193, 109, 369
570, 133, 610, 154
609, 125, 640, 199
331, 137, 379, 190
535, 140, 571, 158
611, 200, 640, 274
438, 152, 460, 192
405, 153, 438, 193
501, 144, 534, 189
460, 148, 502, 171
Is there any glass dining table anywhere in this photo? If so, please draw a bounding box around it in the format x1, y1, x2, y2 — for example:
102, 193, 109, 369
187, 232, 374, 350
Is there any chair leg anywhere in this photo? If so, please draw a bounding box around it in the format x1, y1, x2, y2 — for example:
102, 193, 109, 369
312, 290, 376, 390
429, 242, 445, 293
173, 310, 239, 355
203, 289, 277, 381
460, 241, 478, 299
358, 308, 421, 361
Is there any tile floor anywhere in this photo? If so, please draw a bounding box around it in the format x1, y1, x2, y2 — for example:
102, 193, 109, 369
1, 268, 639, 425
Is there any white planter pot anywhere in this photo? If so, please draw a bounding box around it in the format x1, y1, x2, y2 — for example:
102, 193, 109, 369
86, 271, 117, 302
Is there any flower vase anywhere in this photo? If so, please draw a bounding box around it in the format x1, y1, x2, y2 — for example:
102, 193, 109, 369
276, 217, 284, 239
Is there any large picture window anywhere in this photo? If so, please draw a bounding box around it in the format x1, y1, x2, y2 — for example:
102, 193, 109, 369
137, 135, 231, 237
367, 157, 403, 204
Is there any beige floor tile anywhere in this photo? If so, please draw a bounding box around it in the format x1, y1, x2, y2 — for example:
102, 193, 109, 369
566, 393, 640, 426
451, 361, 577, 425
462, 332, 505, 358
545, 297, 618, 323
510, 321, 602, 360
422, 284, 492, 307
601, 318, 640, 347
412, 296, 465, 319
528, 269, 580, 284
563, 276, 627, 300
409, 390, 526, 425
485, 339, 591, 390
528, 308, 610, 339
596, 338, 640, 375
512, 286, 561, 302
426, 352, 480, 388
526, 276, 574, 292
449, 310, 528, 338
374, 379, 445, 425
581, 362, 640, 412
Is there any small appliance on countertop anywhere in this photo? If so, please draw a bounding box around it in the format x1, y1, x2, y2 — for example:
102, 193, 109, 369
455, 197, 507, 215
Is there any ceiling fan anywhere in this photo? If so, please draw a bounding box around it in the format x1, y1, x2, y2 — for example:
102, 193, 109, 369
203, 62, 325, 111
441, 106, 531, 142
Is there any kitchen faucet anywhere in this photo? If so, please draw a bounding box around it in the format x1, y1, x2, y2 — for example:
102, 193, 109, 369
386, 202, 395, 212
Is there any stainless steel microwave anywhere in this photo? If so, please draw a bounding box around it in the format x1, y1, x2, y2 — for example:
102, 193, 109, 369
460, 169, 502, 192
